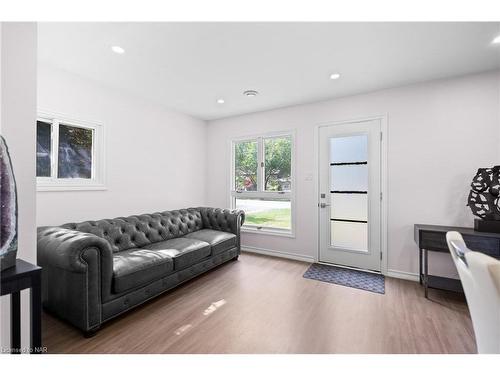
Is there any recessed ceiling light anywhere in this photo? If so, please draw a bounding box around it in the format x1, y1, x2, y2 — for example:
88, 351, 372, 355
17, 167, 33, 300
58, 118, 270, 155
111, 46, 125, 54
243, 90, 258, 97
330, 73, 341, 80
492, 35, 500, 44
217, 98, 225, 104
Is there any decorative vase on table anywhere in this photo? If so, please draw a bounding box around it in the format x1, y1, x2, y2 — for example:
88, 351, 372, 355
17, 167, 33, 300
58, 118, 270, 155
0, 135, 18, 271
467, 165, 500, 233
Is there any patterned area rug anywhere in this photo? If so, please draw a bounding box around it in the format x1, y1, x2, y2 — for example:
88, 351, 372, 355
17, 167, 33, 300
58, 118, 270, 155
303, 263, 385, 294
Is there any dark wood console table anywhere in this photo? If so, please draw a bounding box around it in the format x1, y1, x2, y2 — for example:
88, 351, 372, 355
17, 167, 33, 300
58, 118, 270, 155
414, 224, 500, 298
0, 259, 42, 354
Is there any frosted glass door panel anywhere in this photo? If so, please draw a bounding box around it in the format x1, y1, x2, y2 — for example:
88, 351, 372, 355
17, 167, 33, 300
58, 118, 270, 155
330, 135, 367, 163
331, 165, 368, 191
329, 133, 369, 252
319, 120, 381, 271
331, 193, 368, 221
331, 221, 368, 251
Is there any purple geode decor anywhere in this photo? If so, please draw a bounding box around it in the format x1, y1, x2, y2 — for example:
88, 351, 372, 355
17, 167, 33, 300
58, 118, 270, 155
0, 135, 18, 271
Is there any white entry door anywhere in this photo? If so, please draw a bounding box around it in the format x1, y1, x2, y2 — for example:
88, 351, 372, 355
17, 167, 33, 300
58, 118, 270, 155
318, 119, 382, 272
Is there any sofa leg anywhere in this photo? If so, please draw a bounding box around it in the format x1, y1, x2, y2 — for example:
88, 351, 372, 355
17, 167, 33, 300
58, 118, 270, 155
233, 255, 239, 261
83, 326, 100, 338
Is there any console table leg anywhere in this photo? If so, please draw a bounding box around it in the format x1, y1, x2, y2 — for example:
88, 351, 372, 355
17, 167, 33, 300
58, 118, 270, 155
424, 248, 429, 299
10, 291, 21, 354
419, 247, 423, 285
30, 276, 42, 353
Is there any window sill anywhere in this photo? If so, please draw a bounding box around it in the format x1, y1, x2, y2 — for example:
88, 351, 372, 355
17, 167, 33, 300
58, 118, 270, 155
37, 184, 107, 192
241, 227, 295, 238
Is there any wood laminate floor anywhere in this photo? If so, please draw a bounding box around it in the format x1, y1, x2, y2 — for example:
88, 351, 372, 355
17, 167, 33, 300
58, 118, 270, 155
42, 252, 476, 354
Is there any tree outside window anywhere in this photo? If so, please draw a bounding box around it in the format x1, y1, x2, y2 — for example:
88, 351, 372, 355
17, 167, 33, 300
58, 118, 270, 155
264, 137, 291, 191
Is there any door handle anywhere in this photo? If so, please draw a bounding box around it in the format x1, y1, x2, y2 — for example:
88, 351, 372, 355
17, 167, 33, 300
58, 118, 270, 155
319, 203, 330, 208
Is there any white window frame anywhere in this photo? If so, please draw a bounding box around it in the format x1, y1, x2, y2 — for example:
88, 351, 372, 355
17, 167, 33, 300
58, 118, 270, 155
36, 110, 106, 191
230, 130, 295, 237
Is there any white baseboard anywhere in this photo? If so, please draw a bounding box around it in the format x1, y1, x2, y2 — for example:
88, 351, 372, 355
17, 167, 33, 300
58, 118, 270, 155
241, 246, 315, 263
387, 269, 420, 282
242, 246, 419, 282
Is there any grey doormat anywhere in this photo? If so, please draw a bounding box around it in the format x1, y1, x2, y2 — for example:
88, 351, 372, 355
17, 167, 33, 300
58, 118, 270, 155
303, 263, 385, 294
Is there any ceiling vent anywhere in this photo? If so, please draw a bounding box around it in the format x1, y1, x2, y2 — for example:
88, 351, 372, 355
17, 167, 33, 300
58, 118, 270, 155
243, 90, 259, 97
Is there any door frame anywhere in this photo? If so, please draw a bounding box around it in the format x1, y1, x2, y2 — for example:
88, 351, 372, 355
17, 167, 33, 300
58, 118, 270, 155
313, 115, 388, 275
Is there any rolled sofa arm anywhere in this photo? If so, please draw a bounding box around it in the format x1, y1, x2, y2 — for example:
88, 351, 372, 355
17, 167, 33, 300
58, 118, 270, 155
197, 207, 245, 250
197, 207, 245, 234
37, 227, 114, 332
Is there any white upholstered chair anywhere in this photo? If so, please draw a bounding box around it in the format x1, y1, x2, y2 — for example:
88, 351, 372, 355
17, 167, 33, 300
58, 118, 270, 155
446, 231, 500, 353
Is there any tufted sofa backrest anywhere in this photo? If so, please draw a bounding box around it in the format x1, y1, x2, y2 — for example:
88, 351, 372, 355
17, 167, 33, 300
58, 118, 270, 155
198, 207, 240, 234
61, 208, 203, 253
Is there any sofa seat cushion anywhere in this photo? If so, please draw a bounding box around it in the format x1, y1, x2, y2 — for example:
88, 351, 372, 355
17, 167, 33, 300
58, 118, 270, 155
113, 249, 174, 293
141, 237, 211, 270
184, 229, 236, 255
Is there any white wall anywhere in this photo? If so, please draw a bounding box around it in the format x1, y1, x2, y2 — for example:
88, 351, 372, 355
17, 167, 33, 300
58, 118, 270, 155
36, 64, 207, 226
0, 22, 38, 352
207, 71, 500, 278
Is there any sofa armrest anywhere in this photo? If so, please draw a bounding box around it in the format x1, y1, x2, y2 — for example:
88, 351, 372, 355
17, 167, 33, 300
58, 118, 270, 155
37, 227, 113, 272
37, 227, 114, 332
198, 208, 245, 250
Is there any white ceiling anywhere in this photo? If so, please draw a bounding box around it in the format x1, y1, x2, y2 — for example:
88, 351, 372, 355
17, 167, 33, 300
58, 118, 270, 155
38, 22, 500, 120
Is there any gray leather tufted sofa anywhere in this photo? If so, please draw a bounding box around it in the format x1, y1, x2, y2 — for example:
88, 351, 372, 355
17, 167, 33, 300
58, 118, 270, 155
37, 207, 245, 336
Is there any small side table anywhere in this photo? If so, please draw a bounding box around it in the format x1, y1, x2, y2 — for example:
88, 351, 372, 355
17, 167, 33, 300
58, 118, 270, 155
0, 259, 42, 354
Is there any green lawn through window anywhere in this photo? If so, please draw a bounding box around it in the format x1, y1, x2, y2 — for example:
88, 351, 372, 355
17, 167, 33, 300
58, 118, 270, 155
244, 208, 291, 229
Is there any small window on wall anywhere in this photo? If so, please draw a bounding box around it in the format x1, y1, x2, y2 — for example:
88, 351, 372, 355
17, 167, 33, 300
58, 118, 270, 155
231, 133, 294, 235
36, 112, 105, 191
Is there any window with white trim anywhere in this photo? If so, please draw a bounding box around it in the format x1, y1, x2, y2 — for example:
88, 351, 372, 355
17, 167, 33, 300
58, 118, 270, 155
36, 113, 105, 191
231, 133, 294, 235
